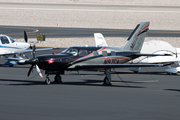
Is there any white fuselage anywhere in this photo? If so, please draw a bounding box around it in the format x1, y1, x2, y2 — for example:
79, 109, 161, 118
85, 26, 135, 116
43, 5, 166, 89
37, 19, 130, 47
131, 40, 180, 64
0, 34, 30, 55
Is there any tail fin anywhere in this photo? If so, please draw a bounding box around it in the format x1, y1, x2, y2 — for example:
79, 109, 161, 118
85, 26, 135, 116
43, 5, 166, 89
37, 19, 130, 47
94, 33, 108, 46
122, 22, 150, 52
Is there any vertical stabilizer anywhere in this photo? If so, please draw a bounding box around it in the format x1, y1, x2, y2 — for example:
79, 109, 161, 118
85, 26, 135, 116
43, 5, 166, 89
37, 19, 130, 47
94, 33, 108, 46
122, 22, 150, 52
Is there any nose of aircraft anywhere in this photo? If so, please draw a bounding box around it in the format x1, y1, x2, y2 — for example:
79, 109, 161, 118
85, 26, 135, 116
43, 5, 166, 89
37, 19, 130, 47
24, 42, 31, 49
16, 42, 31, 49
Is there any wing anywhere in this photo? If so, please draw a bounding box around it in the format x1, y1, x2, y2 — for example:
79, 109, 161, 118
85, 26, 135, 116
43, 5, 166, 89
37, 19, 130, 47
0, 48, 52, 56
134, 53, 172, 56
74, 64, 164, 70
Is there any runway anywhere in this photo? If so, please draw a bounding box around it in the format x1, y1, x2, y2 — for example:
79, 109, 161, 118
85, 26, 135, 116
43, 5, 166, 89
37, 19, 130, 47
0, 49, 180, 120
1, 25, 180, 39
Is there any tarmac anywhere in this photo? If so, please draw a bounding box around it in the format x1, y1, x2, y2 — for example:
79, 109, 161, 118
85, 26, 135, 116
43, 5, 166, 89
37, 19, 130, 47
0, 49, 180, 120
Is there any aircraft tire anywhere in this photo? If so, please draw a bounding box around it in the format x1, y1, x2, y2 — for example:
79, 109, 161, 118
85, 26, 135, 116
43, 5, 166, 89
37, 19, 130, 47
103, 76, 112, 86
54, 75, 62, 83
45, 78, 51, 85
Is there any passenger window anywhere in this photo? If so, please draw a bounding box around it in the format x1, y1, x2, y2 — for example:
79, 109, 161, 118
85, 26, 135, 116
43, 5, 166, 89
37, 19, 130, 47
88, 51, 92, 54
93, 51, 99, 56
0, 36, 9, 44
111, 51, 116, 56
102, 51, 108, 56
79, 49, 88, 56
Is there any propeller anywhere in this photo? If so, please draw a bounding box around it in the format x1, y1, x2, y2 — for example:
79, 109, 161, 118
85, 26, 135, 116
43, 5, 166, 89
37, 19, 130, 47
24, 31, 33, 49
26, 43, 43, 78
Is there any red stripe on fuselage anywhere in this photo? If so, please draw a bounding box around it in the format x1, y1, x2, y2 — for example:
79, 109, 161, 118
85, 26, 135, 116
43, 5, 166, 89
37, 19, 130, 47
98, 47, 106, 52
87, 47, 106, 56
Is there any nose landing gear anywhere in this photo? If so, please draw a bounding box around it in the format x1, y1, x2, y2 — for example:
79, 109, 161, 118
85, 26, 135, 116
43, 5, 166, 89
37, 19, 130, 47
45, 74, 51, 85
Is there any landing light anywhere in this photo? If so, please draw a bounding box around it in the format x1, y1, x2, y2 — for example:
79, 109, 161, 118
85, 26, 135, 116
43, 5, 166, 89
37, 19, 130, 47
46, 59, 54, 64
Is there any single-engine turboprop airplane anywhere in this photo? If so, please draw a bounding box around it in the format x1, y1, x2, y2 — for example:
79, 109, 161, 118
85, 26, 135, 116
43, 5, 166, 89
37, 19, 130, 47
0, 31, 52, 66
18, 22, 168, 85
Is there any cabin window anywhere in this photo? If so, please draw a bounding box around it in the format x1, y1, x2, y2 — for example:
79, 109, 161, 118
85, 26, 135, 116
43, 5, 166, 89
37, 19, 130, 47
0, 36, 9, 44
88, 50, 92, 54
111, 51, 116, 56
79, 49, 88, 56
102, 51, 108, 56
93, 51, 99, 56
66, 48, 78, 56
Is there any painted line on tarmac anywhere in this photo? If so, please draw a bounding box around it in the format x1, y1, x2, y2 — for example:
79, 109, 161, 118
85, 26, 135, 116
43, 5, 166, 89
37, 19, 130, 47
0, 7, 180, 13
1, 26, 39, 36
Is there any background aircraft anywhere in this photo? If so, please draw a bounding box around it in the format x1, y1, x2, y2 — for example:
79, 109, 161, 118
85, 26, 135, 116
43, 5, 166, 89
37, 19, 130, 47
94, 33, 180, 74
0, 31, 52, 66
17, 22, 169, 85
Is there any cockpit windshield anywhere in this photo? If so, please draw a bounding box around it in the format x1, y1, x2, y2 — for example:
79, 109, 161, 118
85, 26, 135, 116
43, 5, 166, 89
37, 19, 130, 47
9, 36, 15, 43
60, 48, 70, 54
60, 47, 78, 56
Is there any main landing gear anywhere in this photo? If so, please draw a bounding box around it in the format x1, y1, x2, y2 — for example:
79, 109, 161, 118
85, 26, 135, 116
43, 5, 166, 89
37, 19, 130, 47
54, 74, 62, 83
103, 69, 112, 86
44, 69, 112, 85
45, 74, 62, 85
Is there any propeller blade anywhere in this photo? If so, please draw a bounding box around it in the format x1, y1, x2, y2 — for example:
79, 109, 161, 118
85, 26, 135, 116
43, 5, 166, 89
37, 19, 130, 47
24, 31, 33, 49
36, 65, 43, 78
27, 65, 34, 77
32, 43, 36, 59
24, 31, 28, 43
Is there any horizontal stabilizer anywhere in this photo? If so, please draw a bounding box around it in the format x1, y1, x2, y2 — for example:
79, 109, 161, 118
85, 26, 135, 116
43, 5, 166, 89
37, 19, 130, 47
134, 53, 172, 56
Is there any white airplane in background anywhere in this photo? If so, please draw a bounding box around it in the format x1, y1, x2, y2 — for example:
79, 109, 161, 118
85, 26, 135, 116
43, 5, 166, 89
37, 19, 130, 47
94, 33, 108, 47
0, 31, 52, 66
94, 33, 180, 74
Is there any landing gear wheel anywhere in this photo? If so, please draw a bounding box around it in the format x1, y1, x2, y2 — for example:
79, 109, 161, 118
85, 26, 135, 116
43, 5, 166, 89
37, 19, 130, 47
103, 76, 112, 86
54, 75, 62, 83
45, 77, 51, 85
